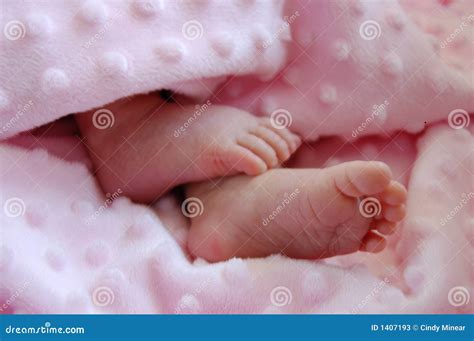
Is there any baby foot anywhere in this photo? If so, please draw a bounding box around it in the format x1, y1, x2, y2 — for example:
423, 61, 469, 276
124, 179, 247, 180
76, 93, 300, 202
187, 161, 407, 261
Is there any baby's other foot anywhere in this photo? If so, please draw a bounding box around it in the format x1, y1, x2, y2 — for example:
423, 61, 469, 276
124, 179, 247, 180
188, 106, 301, 177
187, 161, 407, 261
76, 93, 301, 202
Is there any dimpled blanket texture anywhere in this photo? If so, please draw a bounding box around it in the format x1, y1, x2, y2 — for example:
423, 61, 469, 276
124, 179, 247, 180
0, 0, 473, 314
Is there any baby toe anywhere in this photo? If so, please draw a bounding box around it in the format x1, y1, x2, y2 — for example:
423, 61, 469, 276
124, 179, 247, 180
360, 231, 386, 253
371, 219, 398, 235
237, 134, 279, 169
251, 126, 291, 162
261, 119, 301, 152
383, 204, 406, 223
229, 145, 268, 176
353, 161, 392, 195
380, 181, 407, 205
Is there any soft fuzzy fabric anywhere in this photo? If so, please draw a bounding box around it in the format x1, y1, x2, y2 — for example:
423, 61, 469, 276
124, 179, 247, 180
1, 0, 472, 139
0, 0, 473, 314
1, 123, 472, 314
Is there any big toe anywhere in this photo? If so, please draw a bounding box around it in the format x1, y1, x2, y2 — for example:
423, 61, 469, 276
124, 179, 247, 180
334, 161, 392, 197
352, 161, 392, 194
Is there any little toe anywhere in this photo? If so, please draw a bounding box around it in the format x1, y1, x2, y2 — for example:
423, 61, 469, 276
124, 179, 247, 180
237, 135, 279, 168
360, 231, 386, 253
371, 219, 398, 235
261, 119, 301, 152
383, 204, 406, 223
380, 181, 407, 205
230, 145, 268, 175
251, 126, 291, 162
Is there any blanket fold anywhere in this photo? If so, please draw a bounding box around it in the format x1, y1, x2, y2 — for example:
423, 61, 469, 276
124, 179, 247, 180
0, 0, 472, 314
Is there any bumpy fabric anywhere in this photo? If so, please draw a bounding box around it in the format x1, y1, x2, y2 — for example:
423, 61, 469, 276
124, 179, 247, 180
0, 0, 472, 138
0, 0, 473, 314
1, 123, 472, 314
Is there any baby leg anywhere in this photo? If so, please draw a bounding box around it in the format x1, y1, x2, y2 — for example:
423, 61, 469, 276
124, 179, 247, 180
76, 93, 301, 202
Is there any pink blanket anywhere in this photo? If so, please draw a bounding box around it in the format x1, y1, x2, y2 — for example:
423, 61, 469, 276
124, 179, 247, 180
0, 0, 472, 314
